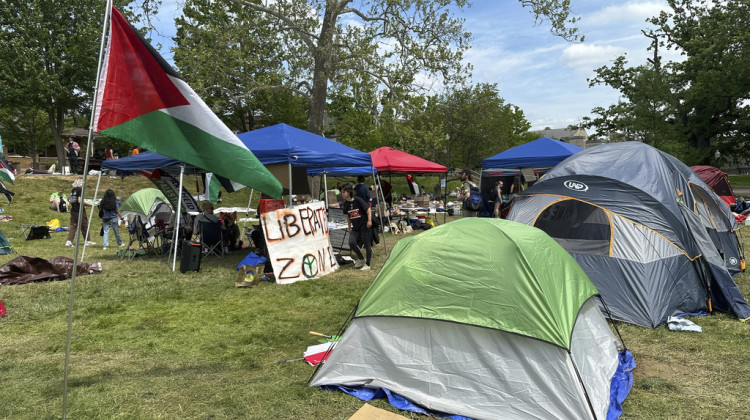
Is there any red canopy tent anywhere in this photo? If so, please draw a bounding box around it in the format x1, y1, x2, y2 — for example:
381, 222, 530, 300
691, 165, 736, 208
369, 147, 449, 224
370, 147, 447, 173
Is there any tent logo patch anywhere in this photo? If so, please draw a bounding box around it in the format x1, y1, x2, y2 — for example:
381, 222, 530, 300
564, 180, 589, 192
729, 257, 738, 266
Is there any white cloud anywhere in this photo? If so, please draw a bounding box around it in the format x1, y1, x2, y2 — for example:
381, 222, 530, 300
582, 1, 669, 27
560, 43, 626, 74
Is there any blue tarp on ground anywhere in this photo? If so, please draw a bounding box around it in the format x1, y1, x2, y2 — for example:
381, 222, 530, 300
236, 124, 372, 167
482, 137, 583, 168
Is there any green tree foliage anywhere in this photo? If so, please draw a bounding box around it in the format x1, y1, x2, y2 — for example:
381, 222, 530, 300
0, 106, 52, 167
0, 1, 141, 168
325, 83, 531, 170
437, 83, 532, 169
178, 0, 578, 137
173, 0, 308, 132
585, 0, 750, 164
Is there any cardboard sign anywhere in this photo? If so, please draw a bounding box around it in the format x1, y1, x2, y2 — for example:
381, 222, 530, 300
262, 201, 338, 284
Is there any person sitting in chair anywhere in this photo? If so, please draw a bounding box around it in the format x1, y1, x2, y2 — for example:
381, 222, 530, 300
221, 212, 242, 252
50, 188, 69, 212
193, 202, 220, 237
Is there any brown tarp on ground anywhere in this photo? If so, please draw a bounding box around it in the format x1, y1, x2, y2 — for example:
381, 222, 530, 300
0, 256, 101, 285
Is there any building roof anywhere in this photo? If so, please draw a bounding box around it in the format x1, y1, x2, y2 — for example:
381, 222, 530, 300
535, 128, 587, 141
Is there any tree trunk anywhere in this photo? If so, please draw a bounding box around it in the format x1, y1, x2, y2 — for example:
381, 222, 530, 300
49, 105, 66, 170
306, 4, 339, 135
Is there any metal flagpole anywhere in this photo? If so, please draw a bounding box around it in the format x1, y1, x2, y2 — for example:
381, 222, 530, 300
63, 1, 112, 418
81, 171, 103, 261
171, 165, 185, 271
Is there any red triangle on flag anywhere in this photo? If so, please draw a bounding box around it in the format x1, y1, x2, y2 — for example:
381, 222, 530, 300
97, 7, 189, 131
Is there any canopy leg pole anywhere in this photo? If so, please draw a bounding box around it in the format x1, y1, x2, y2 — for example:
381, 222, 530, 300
81, 170, 103, 262
323, 173, 329, 210
376, 173, 393, 232
171, 165, 185, 272
288, 163, 293, 207
443, 171, 448, 224
241, 188, 255, 233
372, 167, 388, 257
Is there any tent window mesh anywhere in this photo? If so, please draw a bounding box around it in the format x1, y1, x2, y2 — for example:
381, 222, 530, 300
534, 200, 611, 255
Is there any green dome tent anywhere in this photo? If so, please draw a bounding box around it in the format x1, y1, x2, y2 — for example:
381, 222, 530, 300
120, 188, 172, 225
310, 218, 634, 419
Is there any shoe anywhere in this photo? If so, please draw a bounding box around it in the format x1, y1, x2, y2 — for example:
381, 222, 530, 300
65, 241, 73, 247
118, 243, 125, 248
360, 264, 371, 271
85, 241, 96, 245
353, 259, 364, 268
102, 247, 108, 250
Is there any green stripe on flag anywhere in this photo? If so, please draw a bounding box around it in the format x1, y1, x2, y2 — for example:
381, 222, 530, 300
206, 173, 220, 204
0, 168, 14, 185
102, 110, 282, 198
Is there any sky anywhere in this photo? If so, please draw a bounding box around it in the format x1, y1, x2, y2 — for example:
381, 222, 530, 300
143, 0, 677, 132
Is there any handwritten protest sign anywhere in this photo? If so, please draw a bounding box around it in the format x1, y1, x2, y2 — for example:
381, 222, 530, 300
262, 201, 338, 284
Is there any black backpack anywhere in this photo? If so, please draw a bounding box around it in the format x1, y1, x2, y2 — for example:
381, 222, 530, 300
59, 200, 67, 213
464, 184, 482, 211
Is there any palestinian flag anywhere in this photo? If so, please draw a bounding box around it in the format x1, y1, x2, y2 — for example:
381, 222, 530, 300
0, 180, 14, 204
94, 7, 282, 198
0, 160, 14, 185
303, 342, 338, 366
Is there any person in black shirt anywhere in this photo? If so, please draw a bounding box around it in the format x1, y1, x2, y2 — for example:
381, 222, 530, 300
354, 176, 370, 204
342, 183, 372, 271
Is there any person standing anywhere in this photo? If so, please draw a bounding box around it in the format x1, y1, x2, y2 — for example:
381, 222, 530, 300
354, 176, 370, 204
66, 178, 95, 247
66, 137, 80, 174
458, 170, 478, 217
104, 144, 115, 160
99, 189, 125, 250
493, 180, 504, 218
342, 184, 373, 271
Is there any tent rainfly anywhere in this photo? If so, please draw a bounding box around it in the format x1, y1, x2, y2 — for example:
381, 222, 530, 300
310, 218, 634, 420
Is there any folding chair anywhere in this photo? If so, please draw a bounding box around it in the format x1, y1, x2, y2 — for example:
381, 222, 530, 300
199, 220, 224, 258
122, 216, 151, 260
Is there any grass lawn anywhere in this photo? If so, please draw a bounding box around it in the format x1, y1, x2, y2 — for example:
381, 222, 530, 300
728, 174, 750, 187
1, 174, 749, 419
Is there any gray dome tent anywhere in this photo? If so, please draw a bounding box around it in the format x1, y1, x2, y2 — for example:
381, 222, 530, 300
311, 219, 634, 419
508, 142, 748, 327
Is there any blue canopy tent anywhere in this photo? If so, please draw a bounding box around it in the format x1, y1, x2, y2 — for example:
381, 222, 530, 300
101, 151, 208, 271
237, 124, 373, 206
481, 137, 584, 217
307, 166, 376, 177
101, 151, 183, 172
482, 137, 584, 169
237, 124, 385, 255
